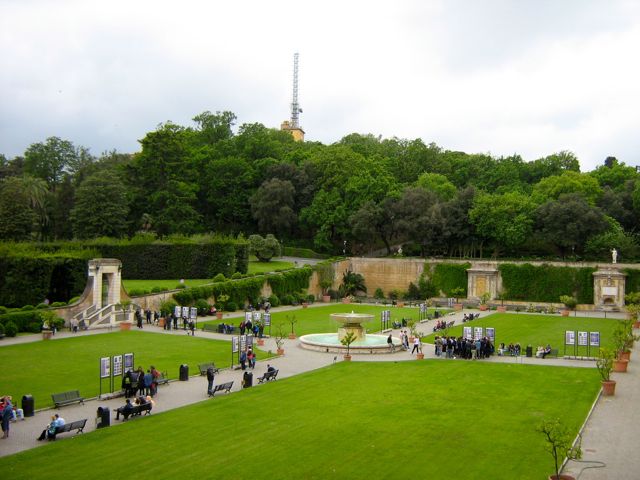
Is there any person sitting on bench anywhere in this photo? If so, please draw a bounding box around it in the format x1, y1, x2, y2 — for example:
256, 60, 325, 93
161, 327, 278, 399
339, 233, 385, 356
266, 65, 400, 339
115, 399, 134, 420
542, 344, 552, 358
37, 414, 65, 441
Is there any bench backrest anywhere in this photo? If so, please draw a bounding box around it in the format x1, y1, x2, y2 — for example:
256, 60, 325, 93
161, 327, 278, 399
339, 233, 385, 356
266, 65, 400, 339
214, 381, 233, 391
52, 390, 81, 402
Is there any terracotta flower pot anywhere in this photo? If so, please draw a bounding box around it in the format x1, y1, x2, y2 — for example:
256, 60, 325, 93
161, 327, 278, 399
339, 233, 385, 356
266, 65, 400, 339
120, 322, 132, 331
548, 475, 576, 480
216, 312, 223, 320
277, 348, 285, 355
601, 380, 616, 396
497, 306, 507, 313
322, 295, 331, 303
397, 302, 405, 308
343, 354, 352, 361
288, 333, 296, 340
614, 358, 629, 372
42, 331, 53, 340
302, 303, 308, 309
257, 339, 265, 346
561, 310, 570, 317
416, 352, 425, 360
479, 305, 488, 311
342, 298, 351, 304
618, 350, 631, 362
453, 303, 463, 311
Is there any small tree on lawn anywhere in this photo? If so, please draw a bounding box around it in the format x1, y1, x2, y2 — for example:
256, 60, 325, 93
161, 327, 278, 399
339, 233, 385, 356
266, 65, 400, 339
538, 418, 582, 480
274, 323, 286, 352
340, 331, 357, 357
287, 314, 297, 336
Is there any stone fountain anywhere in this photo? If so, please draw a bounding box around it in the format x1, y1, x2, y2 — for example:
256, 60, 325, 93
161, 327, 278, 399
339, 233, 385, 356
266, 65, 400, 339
299, 311, 401, 354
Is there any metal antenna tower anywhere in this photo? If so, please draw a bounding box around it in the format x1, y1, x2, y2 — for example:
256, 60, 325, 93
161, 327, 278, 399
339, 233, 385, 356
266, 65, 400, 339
290, 52, 301, 128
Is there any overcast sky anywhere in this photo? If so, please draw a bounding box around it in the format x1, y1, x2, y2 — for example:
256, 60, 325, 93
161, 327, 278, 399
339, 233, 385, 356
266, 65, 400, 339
1, 0, 639, 172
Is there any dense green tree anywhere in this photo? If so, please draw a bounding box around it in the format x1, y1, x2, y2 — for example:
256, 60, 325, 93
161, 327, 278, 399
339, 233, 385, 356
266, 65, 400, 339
381, 139, 442, 184
0, 177, 37, 240
250, 178, 297, 237
470, 191, 536, 255
192, 110, 236, 145
70, 171, 129, 238
248, 234, 281, 262
416, 172, 457, 200
24, 137, 85, 188
350, 197, 397, 255
532, 171, 602, 205
589, 158, 638, 191
151, 181, 202, 236
534, 193, 609, 257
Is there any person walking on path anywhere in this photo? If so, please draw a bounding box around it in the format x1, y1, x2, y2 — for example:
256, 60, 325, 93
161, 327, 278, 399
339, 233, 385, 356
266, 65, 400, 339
411, 336, 421, 354
206, 366, 216, 396
1, 396, 13, 439
387, 334, 395, 352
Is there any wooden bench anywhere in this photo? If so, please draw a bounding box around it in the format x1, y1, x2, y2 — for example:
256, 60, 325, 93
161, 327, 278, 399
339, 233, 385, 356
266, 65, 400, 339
114, 402, 152, 421
52, 390, 84, 408
54, 419, 87, 438
198, 362, 219, 376
210, 381, 233, 396
257, 369, 279, 384
543, 348, 559, 359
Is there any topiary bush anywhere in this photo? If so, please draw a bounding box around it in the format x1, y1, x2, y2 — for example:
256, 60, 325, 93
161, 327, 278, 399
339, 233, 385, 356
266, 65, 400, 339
195, 299, 209, 315
67, 296, 80, 305
225, 301, 238, 312
213, 273, 226, 282
232, 272, 242, 279
281, 294, 295, 305
21, 305, 35, 311
4, 321, 18, 337
151, 286, 164, 293
50, 301, 66, 307
36, 303, 48, 309
268, 294, 280, 307
160, 299, 178, 316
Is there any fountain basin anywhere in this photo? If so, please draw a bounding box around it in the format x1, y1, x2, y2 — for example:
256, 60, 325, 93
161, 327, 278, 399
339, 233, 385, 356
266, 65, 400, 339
299, 333, 402, 354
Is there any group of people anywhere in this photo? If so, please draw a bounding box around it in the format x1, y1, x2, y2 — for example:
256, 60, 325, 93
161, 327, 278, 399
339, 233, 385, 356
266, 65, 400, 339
433, 335, 495, 359
238, 319, 265, 337
497, 343, 522, 356
239, 349, 257, 370
462, 313, 481, 322
535, 344, 553, 358
36, 413, 65, 441
122, 366, 161, 398
160, 312, 196, 334
431, 320, 450, 332
114, 395, 155, 421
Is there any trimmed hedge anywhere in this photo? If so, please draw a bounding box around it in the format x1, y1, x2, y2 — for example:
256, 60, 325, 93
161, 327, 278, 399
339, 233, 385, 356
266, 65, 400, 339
283, 247, 329, 259
0, 311, 43, 333
624, 268, 640, 294
0, 251, 91, 308
267, 267, 314, 299
499, 263, 595, 304
430, 263, 470, 297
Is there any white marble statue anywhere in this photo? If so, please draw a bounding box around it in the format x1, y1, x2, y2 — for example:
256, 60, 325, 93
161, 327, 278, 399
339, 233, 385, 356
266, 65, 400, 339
611, 248, 618, 264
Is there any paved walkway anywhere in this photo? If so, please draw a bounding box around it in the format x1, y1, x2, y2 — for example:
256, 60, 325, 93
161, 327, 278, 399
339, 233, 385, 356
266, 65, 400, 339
0, 307, 637, 479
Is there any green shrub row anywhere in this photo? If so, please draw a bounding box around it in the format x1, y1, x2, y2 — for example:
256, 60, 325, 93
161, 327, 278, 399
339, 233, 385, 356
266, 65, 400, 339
0, 311, 43, 333
172, 277, 266, 311
283, 247, 329, 259
266, 267, 314, 298
429, 263, 470, 297
499, 263, 595, 304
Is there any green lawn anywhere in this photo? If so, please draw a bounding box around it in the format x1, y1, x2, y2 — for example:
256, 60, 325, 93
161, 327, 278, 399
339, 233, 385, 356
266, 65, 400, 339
121, 259, 295, 292
202, 304, 443, 335
0, 361, 600, 480
0, 331, 269, 408
423, 313, 620, 353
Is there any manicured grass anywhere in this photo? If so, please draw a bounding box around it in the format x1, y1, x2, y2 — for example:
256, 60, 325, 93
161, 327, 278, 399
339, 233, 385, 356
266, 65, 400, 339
423, 313, 619, 353
122, 278, 212, 291
121, 259, 294, 292
0, 331, 268, 408
0, 361, 600, 479
202, 304, 444, 335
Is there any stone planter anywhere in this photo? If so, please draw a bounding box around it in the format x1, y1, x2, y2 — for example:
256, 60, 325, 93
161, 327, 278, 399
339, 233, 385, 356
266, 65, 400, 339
613, 358, 629, 373
561, 309, 570, 317
601, 380, 616, 396
277, 348, 285, 356
453, 303, 463, 311
343, 354, 352, 361
479, 305, 488, 311
416, 352, 425, 360
42, 330, 53, 340
342, 298, 351, 304
496, 306, 507, 313
120, 322, 132, 331
288, 333, 296, 340
322, 295, 331, 303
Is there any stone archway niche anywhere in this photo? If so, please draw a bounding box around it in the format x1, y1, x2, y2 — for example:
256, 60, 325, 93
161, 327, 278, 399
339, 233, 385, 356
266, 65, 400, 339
593, 268, 626, 310
89, 259, 123, 308
467, 265, 500, 300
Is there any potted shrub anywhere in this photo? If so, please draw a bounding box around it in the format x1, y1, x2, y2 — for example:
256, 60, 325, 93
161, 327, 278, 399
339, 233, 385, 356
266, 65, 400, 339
559, 295, 577, 317
478, 292, 491, 311
450, 287, 465, 311
538, 418, 582, 480
340, 331, 357, 361
612, 318, 637, 362
274, 324, 286, 355
287, 314, 297, 340
215, 294, 229, 319
320, 280, 332, 303
596, 348, 616, 396
626, 303, 640, 329
338, 270, 366, 302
